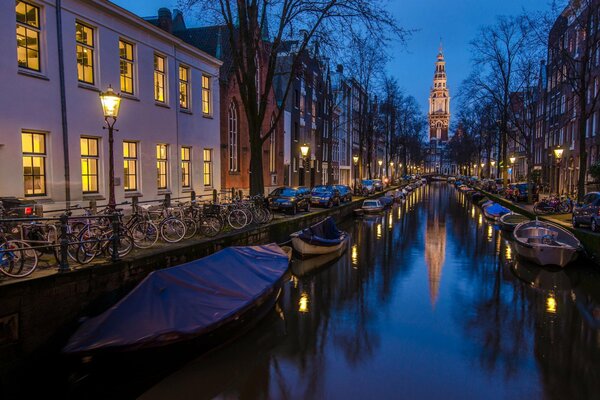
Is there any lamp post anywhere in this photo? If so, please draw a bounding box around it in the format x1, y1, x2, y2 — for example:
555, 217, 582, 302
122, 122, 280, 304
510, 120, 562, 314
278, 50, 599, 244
553, 146, 564, 194
300, 144, 310, 186
353, 155, 359, 194
378, 159, 383, 178
491, 160, 496, 179
509, 156, 516, 183
389, 161, 394, 183
99, 85, 122, 210
480, 162, 485, 179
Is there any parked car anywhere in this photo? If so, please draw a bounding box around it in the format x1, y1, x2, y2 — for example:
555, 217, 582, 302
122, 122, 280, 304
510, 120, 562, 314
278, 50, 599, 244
505, 182, 539, 202
572, 192, 600, 231
310, 185, 341, 208
268, 187, 310, 215
361, 180, 375, 195
373, 179, 384, 191
333, 185, 353, 203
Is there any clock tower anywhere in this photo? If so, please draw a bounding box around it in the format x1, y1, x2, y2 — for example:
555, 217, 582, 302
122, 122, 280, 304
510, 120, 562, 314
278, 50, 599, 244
429, 45, 450, 142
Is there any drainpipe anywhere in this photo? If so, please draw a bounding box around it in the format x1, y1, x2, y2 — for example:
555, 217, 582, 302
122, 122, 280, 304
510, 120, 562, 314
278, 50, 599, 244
56, 0, 71, 207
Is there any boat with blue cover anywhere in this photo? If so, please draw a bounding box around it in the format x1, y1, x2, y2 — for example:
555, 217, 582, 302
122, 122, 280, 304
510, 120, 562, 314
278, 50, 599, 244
482, 202, 511, 220
63, 244, 290, 354
290, 217, 349, 257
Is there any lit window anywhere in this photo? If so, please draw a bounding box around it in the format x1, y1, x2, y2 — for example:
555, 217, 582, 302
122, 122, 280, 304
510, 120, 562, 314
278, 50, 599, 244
123, 141, 138, 191
22, 132, 46, 196
179, 65, 189, 109
16, 1, 40, 71
119, 40, 134, 94
80, 137, 99, 193
181, 147, 191, 188
154, 54, 166, 102
202, 75, 211, 115
203, 149, 213, 186
228, 102, 239, 172
156, 144, 168, 190
75, 22, 94, 84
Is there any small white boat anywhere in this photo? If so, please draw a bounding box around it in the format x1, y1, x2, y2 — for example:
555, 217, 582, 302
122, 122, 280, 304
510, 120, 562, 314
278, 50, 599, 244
359, 199, 384, 214
512, 220, 582, 268
499, 213, 529, 232
290, 217, 349, 257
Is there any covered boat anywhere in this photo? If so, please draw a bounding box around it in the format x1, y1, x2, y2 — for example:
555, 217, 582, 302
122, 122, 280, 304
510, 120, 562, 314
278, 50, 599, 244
359, 199, 385, 214
63, 244, 290, 354
499, 213, 529, 232
379, 196, 394, 207
512, 220, 582, 268
291, 217, 348, 257
483, 203, 511, 220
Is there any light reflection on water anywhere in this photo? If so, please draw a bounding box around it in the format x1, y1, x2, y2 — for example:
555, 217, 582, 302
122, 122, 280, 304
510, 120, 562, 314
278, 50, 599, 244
86, 183, 600, 400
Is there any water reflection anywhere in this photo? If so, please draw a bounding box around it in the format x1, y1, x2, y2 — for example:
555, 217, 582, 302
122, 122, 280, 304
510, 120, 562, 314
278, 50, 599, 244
92, 183, 600, 399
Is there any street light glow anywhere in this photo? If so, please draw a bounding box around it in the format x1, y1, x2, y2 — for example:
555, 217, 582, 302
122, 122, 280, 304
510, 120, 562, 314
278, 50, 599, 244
353, 155, 359, 164
300, 144, 310, 157
99, 85, 122, 119
509, 156, 516, 164
553, 146, 564, 159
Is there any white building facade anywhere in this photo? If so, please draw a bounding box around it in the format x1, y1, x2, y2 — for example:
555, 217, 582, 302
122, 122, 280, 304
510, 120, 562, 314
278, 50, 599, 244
1, 0, 222, 211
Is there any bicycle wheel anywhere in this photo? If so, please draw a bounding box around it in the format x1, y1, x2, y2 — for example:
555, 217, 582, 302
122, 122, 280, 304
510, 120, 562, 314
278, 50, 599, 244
106, 233, 134, 257
228, 209, 248, 230
182, 218, 197, 239
51, 233, 80, 264
558, 202, 570, 214
160, 218, 186, 243
76, 227, 102, 264
130, 220, 159, 249
199, 216, 223, 237
533, 203, 546, 215
0, 240, 38, 278
253, 208, 268, 224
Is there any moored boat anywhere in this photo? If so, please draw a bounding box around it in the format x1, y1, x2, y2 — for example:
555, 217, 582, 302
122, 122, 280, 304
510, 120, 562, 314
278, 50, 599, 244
512, 220, 582, 268
63, 244, 290, 354
290, 217, 349, 257
291, 244, 347, 276
379, 196, 394, 207
482, 202, 511, 220
358, 199, 385, 214
499, 213, 529, 232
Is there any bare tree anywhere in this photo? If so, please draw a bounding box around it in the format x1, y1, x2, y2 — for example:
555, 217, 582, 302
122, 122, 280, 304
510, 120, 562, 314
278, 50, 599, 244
180, 0, 405, 194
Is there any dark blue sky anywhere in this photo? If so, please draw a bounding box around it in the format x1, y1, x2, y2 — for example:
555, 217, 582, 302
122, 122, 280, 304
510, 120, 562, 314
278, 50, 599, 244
114, 0, 554, 115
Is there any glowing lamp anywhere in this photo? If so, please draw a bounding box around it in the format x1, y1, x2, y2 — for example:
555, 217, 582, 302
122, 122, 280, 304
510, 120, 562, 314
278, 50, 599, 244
299, 293, 309, 313
553, 146, 564, 159
99, 85, 121, 119
300, 144, 310, 158
509, 156, 516, 164
491, 161, 496, 167
353, 155, 359, 165
378, 160, 383, 166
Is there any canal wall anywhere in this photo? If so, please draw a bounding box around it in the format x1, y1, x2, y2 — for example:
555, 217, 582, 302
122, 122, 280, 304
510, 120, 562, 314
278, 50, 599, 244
475, 190, 600, 262
0, 189, 391, 375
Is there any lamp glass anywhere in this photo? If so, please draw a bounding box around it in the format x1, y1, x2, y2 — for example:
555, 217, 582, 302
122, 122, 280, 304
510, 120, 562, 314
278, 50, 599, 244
353, 155, 359, 164
509, 156, 516, 164
378, 160, 383, 166
99, 86, 121, 118
553, 147, 564, 159
300, 144, 310, 157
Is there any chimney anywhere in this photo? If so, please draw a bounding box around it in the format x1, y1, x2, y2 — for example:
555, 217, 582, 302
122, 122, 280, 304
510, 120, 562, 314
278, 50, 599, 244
157, 8, 173, 34
172, 9, 186, 32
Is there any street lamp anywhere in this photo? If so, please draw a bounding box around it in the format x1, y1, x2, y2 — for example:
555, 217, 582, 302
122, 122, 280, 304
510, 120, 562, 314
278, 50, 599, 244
490, 160, 496, 179
378, 159, 383, 178
300, 144, 310, 186
353, 155, 359, 194
554, 146, 563, 194
99, 85, 122, 209
389, 161, 394, 183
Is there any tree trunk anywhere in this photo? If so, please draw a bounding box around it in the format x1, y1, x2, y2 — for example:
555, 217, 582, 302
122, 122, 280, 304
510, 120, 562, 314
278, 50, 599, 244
578, 113, 587, 202
249, 126, 265, 195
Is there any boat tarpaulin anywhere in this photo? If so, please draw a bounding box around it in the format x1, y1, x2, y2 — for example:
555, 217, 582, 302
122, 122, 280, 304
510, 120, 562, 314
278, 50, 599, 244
297, 217, 344, 247
485, 203, 510, 217
63, 244, 289, 353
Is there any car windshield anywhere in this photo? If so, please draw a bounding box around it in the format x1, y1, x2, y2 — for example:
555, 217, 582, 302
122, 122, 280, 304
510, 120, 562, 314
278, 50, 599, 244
271, 188, 296, 197
363, 180, 373, 185
312, 186, 330, 193
364, 201, 378, 207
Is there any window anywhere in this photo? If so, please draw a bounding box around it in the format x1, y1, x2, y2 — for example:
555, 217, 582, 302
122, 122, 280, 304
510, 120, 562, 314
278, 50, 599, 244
81, 137, 99, 193
154, 54, 166, 102
123, 141, 138, 191
119, 40, 134, 94
22, 132, 46, 196
179, 65, 190, 109
181, 146, 191, 188
156, 144, 168, 190
202, 75, 211, 115
16, 1, 40, 71
203, 149, 213, 186
228, 102, 239, 172
75, 22, 94, 84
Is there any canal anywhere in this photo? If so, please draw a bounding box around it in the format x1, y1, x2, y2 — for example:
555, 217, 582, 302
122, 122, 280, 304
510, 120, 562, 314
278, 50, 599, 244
35, 182, 600, 399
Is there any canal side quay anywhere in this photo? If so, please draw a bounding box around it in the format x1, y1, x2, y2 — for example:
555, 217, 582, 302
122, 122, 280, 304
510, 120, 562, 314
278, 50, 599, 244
475, 189, 600, 262
0, 187, 396, 375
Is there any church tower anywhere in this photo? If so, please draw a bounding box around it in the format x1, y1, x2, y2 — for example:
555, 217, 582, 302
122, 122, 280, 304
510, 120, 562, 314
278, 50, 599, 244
429, 44, 450, 142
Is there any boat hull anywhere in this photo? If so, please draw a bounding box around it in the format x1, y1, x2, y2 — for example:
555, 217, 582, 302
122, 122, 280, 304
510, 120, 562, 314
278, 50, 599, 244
513, 240, 579, 268
291, 234, 349, 257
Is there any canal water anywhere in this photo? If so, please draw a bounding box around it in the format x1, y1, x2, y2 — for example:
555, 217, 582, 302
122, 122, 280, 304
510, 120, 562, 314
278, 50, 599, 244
47, 182, 600, 399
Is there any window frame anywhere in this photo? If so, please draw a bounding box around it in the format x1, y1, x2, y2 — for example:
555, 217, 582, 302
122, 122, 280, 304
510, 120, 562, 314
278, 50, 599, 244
228, 102, 239, 172
16, 0, 41, 72
119, 39, 135, 95
123, 141, 139, 192
179, 65, 190, 110
203, 148, 213, 187
181, 146, 192, 189
80, 136, 100, 194
154, 53, 167, 103
202, 75, 211, 115
75, 21, 95, 85
22, 131, 47, 197
156, 144, 169, 190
